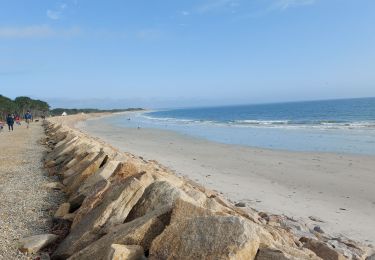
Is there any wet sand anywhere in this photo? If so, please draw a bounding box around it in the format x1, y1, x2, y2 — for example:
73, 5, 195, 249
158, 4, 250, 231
77, 116, 375, 244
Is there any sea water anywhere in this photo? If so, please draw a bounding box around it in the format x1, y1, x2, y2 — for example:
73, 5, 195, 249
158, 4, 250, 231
103, 97, 375, 155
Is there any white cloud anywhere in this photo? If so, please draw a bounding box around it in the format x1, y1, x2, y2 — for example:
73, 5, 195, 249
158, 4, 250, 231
47, 2, 68, 20
273, 0, 316, 10
47, 10, 61, 20
0, 25, 81, 38
181, 11, 190, 16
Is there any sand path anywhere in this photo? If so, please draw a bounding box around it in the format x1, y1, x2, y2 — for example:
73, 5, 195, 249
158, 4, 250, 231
0, 122, 63, 259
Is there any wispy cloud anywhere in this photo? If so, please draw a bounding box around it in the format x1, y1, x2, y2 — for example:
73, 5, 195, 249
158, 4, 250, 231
47, 3, 68, 20
181, 11, 190, 16
0, 25, 81, 39
47, 10, 61, 20
272, 0, 316, 10
197, 0, 239, 13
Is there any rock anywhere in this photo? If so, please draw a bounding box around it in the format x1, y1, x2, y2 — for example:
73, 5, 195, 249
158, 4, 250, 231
54, 203, 71, 219
327, 238, 372, 259
170, 198, 226, 222
55, 154, 70, 165
75, 160, 122, 198
313, 226, 324, 234
309, 216, 325, 223
149, 215, 262, 260
235, 202, 246, 207
53, 177, 145, 258
45, 136, 79, 162
367, 254, 375, 260
62, 212, 77, 222
71, 180, 111, 228
113, 161, 140, 179
40, 252, 51, 260
255, 248, 292, 260
63, 152, 100, 180
302, 238, 346, 260
45, 160, 56, 168
43, 182, 66, 191
258, 225, 302, 253
19, 234, 58, 254
68, 193, 86, 212
106, 244, 145, 260
280, 218, 316, 240
66, 151, 108, 194
126, 181, 192, 222
67, 207, 171, 260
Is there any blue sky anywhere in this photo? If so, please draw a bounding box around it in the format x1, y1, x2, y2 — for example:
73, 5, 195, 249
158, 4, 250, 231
0, 0, 374, 108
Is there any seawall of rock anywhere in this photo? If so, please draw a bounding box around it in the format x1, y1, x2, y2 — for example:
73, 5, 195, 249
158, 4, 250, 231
42, 116, 374, 260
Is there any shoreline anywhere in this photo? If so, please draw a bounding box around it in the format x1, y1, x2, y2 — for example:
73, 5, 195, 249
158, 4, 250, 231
78, 113, 375, 245
37, 114, 375, 259
99, 110, 375, 156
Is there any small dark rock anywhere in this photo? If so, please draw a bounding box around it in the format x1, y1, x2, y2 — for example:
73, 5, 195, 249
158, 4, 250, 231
313, 226, 324, 234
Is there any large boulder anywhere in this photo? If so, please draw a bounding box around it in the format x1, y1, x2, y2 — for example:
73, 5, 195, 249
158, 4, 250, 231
75, 160, 122, 197
126, 181, 192, 222
149, 215, 262, 260
63, 152, 100, 180
53, 177, 145, 259
302, 238, 346, 260
70, 179, 111, 222
67, 207, 172, 260
105, 244, 145, 260
65, 151, 108, 194
170, 198, 227, 222
45, 136, 79, 162
255, 248, 293, 260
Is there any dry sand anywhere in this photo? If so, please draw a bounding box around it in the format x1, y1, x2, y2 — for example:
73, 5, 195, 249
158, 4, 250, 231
77, 116, 375, 245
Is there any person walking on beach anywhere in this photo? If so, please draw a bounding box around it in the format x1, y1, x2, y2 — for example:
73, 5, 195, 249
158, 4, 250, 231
15, 115, 21, 125
6, 114, 14, 131
24, 111, 32, 129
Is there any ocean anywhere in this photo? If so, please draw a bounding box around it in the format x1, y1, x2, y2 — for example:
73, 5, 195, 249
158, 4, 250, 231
104, 97, 375, 155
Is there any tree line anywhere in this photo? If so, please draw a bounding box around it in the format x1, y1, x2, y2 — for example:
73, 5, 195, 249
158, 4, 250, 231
0, 94, 144, 120
0, 95, 50, 120
50, 107, 144, 116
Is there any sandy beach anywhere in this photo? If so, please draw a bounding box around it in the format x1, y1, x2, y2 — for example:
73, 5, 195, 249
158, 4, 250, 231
78, 116, 375, 245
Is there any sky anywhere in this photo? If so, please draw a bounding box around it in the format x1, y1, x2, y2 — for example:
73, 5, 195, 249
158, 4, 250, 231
0, 0, 375, 109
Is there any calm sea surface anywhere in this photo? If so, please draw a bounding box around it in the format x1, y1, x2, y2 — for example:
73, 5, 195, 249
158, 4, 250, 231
102, 98, 375, 155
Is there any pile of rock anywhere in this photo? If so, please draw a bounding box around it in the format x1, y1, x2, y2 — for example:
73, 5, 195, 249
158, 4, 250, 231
36, 118, 374, 260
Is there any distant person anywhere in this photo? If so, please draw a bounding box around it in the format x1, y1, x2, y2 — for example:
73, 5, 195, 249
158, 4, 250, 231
24, 111, 33, 128
6, 114, 14, 131
15, 115, 21, 125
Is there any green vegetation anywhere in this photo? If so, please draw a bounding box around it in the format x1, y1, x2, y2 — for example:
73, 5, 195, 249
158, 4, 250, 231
0, 95, 49, 120
0, 94, 143, 120
49, 108, 144, 116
